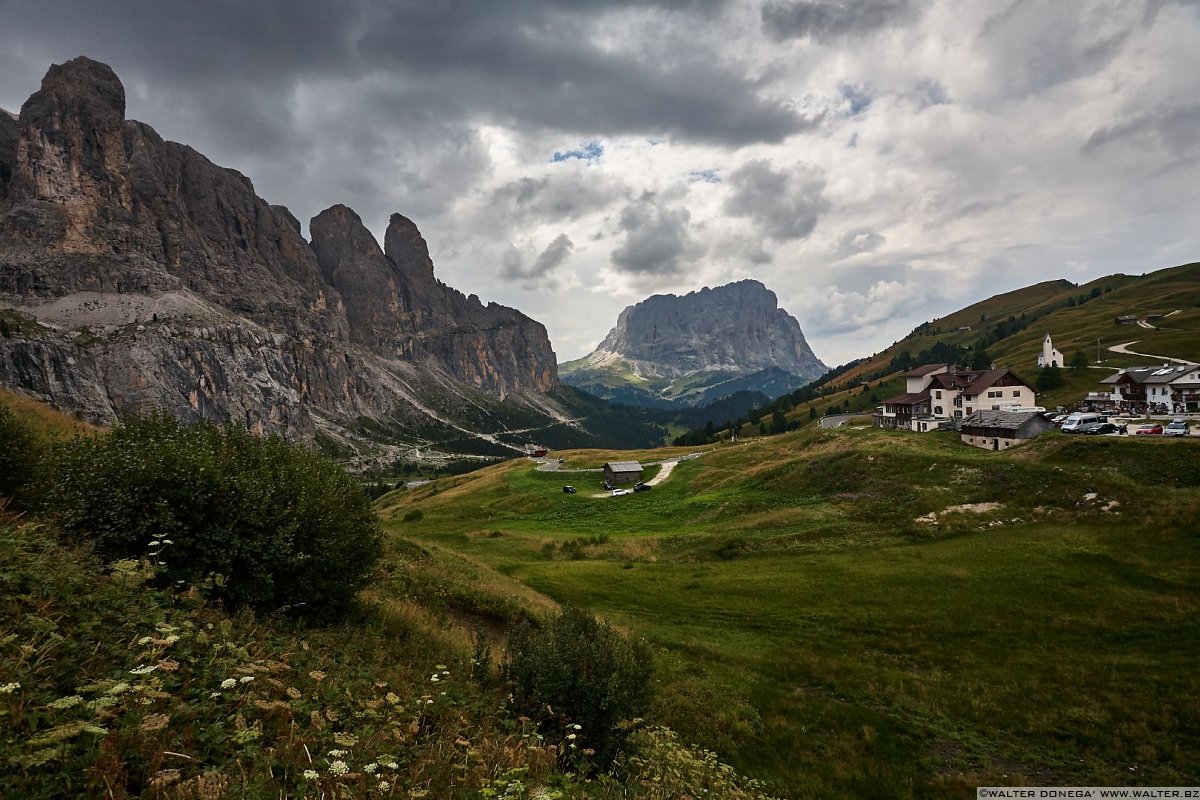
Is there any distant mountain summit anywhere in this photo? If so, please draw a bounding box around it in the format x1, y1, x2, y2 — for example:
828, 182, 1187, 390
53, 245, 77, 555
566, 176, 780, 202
561, 280, 827, 408
0, 57, 588, 465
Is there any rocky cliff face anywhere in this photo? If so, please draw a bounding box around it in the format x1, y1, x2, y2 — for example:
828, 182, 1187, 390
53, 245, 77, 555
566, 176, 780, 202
561, 280, 826, 407
0, 57, 561, 464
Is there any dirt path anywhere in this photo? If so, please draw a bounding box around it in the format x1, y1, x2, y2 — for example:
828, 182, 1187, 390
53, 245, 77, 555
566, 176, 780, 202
1109, 341, 1197, 365
644, 459, 677, 486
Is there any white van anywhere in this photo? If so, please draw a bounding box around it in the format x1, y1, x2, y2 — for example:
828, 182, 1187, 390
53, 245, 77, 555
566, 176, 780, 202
1061, 413, 1102, 433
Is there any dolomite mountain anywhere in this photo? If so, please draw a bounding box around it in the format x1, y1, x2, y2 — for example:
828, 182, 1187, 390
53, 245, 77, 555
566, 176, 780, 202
560, 280, 827, 408
0, 57, 571, 464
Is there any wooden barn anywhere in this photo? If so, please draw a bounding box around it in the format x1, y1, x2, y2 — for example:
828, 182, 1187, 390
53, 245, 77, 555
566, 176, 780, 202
603, 460, 644, 485
960, 411, 1054, 451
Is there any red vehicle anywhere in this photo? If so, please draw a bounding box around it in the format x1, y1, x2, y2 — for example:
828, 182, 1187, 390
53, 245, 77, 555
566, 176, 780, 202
1134, 424, 1163, 435
530, 448, 548, 457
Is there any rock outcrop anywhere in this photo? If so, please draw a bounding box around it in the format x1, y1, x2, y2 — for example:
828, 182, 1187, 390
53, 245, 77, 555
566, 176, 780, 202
0, 57, 562, 464
561, 280, 826, 408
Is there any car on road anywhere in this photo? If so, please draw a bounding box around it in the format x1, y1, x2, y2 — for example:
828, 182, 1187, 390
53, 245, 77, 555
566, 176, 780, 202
611, 488, 631, 497
1164, 419, 1191, 437
1134, 423, 1164, 435
633, 482, 652, 492
562, 485, 577, 493
1082, 422, 1125, 435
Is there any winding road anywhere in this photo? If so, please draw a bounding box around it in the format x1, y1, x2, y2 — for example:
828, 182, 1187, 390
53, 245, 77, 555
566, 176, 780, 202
1108, 341, 1197, 365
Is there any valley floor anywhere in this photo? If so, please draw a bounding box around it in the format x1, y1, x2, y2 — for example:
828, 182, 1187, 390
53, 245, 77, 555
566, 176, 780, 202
384, 428, 1200, 799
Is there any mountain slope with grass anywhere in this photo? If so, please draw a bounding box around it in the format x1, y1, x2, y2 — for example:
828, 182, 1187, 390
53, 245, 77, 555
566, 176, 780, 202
664, 261, 1200, 447
561, 280, 826, 410
821, 262, 1200, 396
0, 393, 777, 800
384, 426, 1200, 798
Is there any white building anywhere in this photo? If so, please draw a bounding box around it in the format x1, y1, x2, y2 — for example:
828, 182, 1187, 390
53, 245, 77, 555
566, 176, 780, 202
1037, 334, 1064, 368
875, 364, 1038, 430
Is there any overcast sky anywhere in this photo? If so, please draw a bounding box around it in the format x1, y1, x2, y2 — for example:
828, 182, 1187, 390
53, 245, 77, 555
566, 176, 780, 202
2, 0, 1198, 365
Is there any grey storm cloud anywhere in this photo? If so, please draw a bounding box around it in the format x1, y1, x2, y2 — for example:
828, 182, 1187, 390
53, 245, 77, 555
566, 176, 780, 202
723, 160, 830, 242
761, 0, 916, 42
501, 234, 575, 288
610, 195, 693, 275
488, 173, 629, 227
1083, 103, 1200, 159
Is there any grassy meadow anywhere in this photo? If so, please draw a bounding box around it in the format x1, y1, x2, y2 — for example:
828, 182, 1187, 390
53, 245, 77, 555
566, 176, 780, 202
385, 427, 1200, 798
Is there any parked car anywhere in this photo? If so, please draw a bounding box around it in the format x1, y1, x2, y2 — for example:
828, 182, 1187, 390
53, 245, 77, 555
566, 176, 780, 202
1083, 422, 1124, 435
1050, 413, 1071, 426
602, 480, 616, 490
611, 488, 631, 497
1062, 413, 1104, 433
1134, 423, 1164, 435
562, 485, 577, 494
633, 482, 652, 492
1164, 419, 1191, 437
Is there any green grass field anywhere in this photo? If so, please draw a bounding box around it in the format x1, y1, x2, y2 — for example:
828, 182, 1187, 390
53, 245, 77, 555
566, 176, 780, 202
385, 428, 1200, 798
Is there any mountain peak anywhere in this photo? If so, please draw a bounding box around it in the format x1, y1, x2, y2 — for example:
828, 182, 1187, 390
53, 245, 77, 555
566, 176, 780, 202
563, 279, 826, 408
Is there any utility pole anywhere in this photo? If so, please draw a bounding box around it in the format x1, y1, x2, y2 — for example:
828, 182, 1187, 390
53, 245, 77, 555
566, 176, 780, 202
1096, 337, 1101, 364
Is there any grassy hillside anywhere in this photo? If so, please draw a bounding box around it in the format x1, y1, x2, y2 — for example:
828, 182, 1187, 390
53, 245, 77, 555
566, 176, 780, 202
1, 393, 780, 800
386, 427, 1200, 798
665, 262, 1200, 444
822, 262, 1200, 396
0, 387, 99, 442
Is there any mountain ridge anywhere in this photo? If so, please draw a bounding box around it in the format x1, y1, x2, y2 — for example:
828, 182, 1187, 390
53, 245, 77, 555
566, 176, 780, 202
0, 57, 575, 466
561, 279, 826, 408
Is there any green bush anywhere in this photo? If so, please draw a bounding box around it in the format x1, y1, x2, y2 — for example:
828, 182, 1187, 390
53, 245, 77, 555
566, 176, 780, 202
0, 402, 39, 505
52, 413, 382, 620
504, 606, 654, 767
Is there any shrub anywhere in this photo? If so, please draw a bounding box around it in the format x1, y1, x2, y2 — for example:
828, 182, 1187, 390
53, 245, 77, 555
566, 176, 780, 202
0, 402, 39, 505
504, 606, 654, 767
52, 413, 381, 620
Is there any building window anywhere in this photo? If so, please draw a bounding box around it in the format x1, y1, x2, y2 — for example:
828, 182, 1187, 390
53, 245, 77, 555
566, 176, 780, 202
954, 410, 962, 418
934, 406, 943, 415
1012, 390, 1020, 397
935, 390, 942, 399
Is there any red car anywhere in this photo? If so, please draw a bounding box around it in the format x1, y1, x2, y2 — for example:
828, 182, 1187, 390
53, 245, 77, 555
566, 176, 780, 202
1134, 424, 1163, 435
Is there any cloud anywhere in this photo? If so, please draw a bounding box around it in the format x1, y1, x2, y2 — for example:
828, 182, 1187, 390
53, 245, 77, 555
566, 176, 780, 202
723, 160, 830, 241
501, 233, 575, 288
833, 228, 887, 259
610, 194, 694, 275
761, 0, 915, 42
2, 0, 1200, 369
1083, 103, 1200, 159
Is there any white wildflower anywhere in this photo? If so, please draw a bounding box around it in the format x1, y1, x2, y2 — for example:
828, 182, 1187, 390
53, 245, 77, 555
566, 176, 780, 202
377, 780, 391, 792
220, 678, 237, 690
48, 695, 84, 709
363, 762, 378, 774
0, 682, 20, 694
566, 733, 576, 741
149, 540, 161, 547
137, 636, 154, 645
384, 761, 399, 770
239, 676, 255, 684
328, 760, 349, 776
572, 724, 582, 731
430, 674, 440, 683
303, 769, 319, 780
162, 539, 174, 545
163, 634, 180, 644
327, 749, 347, 758
130, 664, 158, 675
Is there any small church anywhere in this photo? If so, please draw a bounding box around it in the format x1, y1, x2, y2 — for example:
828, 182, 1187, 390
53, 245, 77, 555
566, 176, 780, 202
1037, 334, 1064, 368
